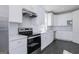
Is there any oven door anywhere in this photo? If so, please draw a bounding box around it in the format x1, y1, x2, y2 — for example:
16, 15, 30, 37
27, 35, 41, 54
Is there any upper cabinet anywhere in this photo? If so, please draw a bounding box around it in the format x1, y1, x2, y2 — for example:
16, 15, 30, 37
54, 13, 73, 26
9, 5, 35, 23
22, 5, 33, 12
31, 6, 45, 25
9, 5, 22, 23
45, 12, 54, 26
47, 13, 54, 26
73, 10, 79, 32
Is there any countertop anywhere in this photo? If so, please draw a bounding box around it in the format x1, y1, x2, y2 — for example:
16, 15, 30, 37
9, 34, 27, 41
28, 34, 41, 39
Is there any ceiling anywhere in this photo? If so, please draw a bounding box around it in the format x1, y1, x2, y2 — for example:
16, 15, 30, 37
43, 5, 79, 14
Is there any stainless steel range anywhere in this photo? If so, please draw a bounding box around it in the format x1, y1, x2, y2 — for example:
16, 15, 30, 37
18, 28, 41, 54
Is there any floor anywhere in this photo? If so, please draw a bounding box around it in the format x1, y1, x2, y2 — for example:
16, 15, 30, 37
41, 39, 79, 54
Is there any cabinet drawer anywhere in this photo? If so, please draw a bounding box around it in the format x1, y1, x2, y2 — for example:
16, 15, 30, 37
9, 38, 27, 54
9, 5, 22, 23
10, 46, 27, 54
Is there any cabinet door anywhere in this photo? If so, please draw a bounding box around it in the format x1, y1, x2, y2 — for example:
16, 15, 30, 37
41, 29, 54, 50
31, 6, 45, 25
9, 38, 27, 54
47, 13, 54, 26
73, 10, 79, 32
9, 5, 22, 23
54, 13, 72, 26
72, 32, 79, 44
56, 31, 72, 41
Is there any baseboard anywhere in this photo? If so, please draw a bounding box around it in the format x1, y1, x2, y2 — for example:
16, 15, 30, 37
55, 39, 72, 42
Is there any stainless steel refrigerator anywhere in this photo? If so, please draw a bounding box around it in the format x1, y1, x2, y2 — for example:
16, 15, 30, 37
0, 16, 9, 53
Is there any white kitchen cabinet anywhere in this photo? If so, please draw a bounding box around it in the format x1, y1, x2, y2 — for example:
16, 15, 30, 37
31, 6, 45, 25
46, 12, 54, 26
9, 5, 22, 23
55, 31, 73, 41
22, 5, 33, 12
71, 10, 79, 44
73, 10, 79, 32
41, 28, 54, 50
9, 38, 27, 54
54, 13, 72, 26
30, 6, 45, 33
72, 32, 79, 44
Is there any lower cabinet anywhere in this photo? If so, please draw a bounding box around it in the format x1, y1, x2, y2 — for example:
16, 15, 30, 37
72, 32, 79, 44
41, 29, 54, 50
9, 38, 27, 54
55, 31, 73, 41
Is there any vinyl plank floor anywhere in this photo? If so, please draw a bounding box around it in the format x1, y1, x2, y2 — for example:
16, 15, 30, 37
41, 39, 79, 54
